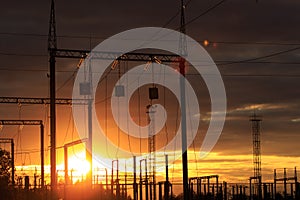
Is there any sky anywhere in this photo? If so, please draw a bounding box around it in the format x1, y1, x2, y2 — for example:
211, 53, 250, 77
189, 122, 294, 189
0, 0, 300, 185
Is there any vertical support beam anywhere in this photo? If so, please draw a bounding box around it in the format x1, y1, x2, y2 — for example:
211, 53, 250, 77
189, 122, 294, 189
124, 165, 127, 198
207, 177, 210, 195
139, 177, 143, 200
197, 178, 201, 197
105, 168, 108, 191
50, 49, 56, 190
86, 61, 93, 187
40, 124, 44, 189
284, 168, 287, 199
179, 51, 188, 200
145, 160, 148, 200
139, 159, 146, 200
64, 146, 68, 185
170, 184, 173, 199
240, 185, 243, 199
189, 182, 193, 199
219, 184, 223, 200
216, 176, 219, 197
165, 155, 169, 200
48, 0, 57, 191
179, 1, 188, 199
271, 183, 273, 199
274, 169, 276, 199
153, 168, 156, 200
159, 182, 163, 200
165, 155, 169, 183
11, 140, 15, 186
295, 167, 298, 199
290, 183, 293, 199
224, 181, 227, 200
86, 99, 93, 187
111, 161, 114, 197
258, 176, 262, 200
133, 156, 138, 200
116, 160, 120, 200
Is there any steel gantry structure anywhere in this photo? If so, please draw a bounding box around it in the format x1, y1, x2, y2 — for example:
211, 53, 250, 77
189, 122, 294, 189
47, 0, 180, 192
63, 138, 87, 185
0, 97, 87, 189
0, 120, 44, 188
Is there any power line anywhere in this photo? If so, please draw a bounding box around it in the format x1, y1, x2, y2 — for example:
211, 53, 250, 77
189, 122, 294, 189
218, 46, 300, 66
0, 52, 47, 57
180, 0, 228, 29
0, 32, 107, 40
1, 60, 299, 73
213, 41, 300, 46
1, 32, 299, 47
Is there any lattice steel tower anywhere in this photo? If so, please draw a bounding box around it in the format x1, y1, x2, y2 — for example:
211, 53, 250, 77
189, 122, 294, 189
250, 114, 262, 180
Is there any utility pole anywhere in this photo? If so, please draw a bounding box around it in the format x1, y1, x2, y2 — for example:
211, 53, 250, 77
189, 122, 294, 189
179, 0, 189, 199
48, 0, 57, 190
133, 156, 138, 200
147, 104, 157, 200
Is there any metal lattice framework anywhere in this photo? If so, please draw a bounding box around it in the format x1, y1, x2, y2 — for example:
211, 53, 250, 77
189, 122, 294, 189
55, 49, 180, 63
0, 120, 42, 126
0, 97, 87, 105
0, 120, 45, 188
47, 0, 182, 191
250, 114, 262, 199
64, 138, 87, 185
250, 114, 262, 179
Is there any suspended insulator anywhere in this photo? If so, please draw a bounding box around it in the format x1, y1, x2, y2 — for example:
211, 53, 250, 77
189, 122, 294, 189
79, 82, 91, 95
149, 87, 158, 100
115, 85, 125, 97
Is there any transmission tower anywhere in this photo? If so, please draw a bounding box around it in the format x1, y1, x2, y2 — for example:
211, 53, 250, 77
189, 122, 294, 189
250, 113, 262, 199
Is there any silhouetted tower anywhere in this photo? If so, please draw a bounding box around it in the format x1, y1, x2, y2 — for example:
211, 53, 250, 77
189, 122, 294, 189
250, 114, 262, 179
179, 0, 189, 200
48, 0, 57, 189
250, 114, 262, 199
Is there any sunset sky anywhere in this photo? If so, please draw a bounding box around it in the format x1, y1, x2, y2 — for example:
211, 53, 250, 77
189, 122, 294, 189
0, 0, 300, 186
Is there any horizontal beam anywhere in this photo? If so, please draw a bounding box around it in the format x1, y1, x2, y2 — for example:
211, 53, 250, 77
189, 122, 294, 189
64, 138, 87, 148
0, 97, 88, 105
0, 120, 42, 126
0, 138, 13, 143
189, 175, 219, 181
55, 49, 180, 63
55, 49, 89, 59
275, 177, 296, 181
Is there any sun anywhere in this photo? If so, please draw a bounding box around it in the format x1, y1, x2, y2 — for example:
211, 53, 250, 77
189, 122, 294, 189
68, 152, 90, 177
